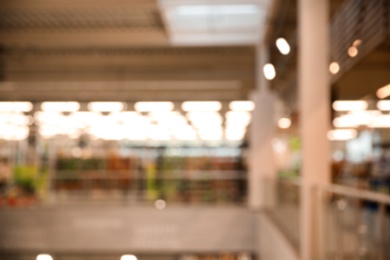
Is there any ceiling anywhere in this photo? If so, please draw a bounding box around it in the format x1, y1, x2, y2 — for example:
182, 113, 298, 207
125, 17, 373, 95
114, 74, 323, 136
0, 0, 388, 104
0, 0, 266, 102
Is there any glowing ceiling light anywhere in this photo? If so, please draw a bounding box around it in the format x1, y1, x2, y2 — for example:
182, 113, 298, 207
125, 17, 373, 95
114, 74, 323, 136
187, 112, 223, 126
333, 116, 360, 128
378, 100, 390, 111
333, 110, 381, 128
225, 111, 251, 126
134, 102, 174, 112
278, 117, 291, 129
39, 126, 60, 138
88, 102, 124, 112
353, 39, 362, 47
229, 101, 255, 111
329, 62, 340, 74
376, 83, 390, 99
348, 46, 358, 57
327, 129, 357, 141
176, 5, 259, 16
41, 102, 80, 112
199, 130, 223, 141
276, 38, 290, 55
369, 115, 390, 128
225, 128, 246, 141
0, 126, 29, 141
121, 255, 137, 260
263, 63, 276, 80
182, 101, 221, 112
0, 102, 33, 112
36, 254, 53, 260
332, 100, 368, 111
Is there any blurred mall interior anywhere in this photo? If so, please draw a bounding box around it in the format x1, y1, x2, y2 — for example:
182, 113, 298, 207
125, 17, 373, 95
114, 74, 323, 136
0, 0, 389, 259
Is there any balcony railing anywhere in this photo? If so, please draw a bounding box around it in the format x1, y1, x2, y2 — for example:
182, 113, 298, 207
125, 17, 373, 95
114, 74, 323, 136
264, 178, 390, 260
317, 183, 390, 260
0, 171, 247, 207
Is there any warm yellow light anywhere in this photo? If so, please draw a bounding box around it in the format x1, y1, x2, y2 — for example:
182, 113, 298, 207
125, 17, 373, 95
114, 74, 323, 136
352, 39, 362, 47
329, 62, 340, 74
225, 111, 251, 126
36, 254, 53, 260
0, 102, 33, 112
332, 100, 367, 111
225, 128, 246, 141
134, 102, 174, 112
369, 115, 390, 128
348, 46, 358, 57
263, 63, 276, 80
121, 255, 138, 260
88, 102, 124, 112
41, 102, 80, 112
182, 101, 221, 112
376, 83, 390, 99
327, 129, 357, 141
229, 101, 255, 111
278, 117, 291, 129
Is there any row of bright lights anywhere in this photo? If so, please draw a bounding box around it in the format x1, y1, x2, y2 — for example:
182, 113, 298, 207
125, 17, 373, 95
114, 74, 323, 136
266, 39, 365, 80
0, 101, 254, 113
331, 99, 390, 141
332, 100, 390, 112
329, 39, 362, 75
37, 254, 137, 260
0, 110, 252, 141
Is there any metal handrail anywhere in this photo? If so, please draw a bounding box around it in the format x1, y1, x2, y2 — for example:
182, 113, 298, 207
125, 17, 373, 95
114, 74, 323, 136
317, 183, 390, 205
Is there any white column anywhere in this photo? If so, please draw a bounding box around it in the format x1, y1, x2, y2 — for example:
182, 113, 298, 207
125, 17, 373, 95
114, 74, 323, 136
248, 45, 276, 209
298, 0, 330, 259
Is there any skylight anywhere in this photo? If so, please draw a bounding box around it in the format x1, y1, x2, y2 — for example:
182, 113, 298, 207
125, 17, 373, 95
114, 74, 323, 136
159, 0, 269, 46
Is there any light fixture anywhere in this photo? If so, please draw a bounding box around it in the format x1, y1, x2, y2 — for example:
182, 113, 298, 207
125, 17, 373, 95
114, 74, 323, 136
187, 112, 223, 126
176, 5, 259, 16
0, 102, 33, 112
225, 128, 246, 141
348, 46, 358, 57
353, 39, 362, 47
377, 100, 390, 111
276, 38, 290, 55
278, 117, 291, 129
376, 83, 390, 99
332, 110, 382, 128
225, 111, 251, 126
329, 62, 340, 74
332, 100, 368, 111
0, 125, 29, 141
36, 254, 53, 260
229, 101, 255, 111
41, 102, 80, 112
182, 101, 221, 112
263, 63, 276, 80
121, 255, 138, 260
369, 115, 390, 128
327, 129, 357, 141
134, 102, 174, 112
88, 102, 124, 112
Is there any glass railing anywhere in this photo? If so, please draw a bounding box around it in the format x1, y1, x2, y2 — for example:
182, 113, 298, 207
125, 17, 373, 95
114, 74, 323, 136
262, 178, 301, 248
317, 184, 390, 260
0, 171, 247, 207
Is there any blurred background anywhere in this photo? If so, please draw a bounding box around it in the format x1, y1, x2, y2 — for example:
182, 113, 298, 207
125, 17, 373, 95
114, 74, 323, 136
0, 0, 389, 259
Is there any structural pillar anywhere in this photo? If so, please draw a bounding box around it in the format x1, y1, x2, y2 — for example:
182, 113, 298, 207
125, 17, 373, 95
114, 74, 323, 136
298, 0, 330, 259
248, 45, 276, 209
